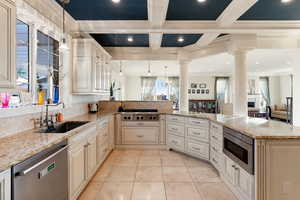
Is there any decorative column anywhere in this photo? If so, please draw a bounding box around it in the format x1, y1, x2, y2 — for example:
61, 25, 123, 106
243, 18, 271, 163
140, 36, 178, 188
179, 60, 190, 112
232, 50, 248, 116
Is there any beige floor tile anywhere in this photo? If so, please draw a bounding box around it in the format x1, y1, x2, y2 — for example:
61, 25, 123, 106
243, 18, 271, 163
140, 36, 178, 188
140, 150, 161, 157
195, 182, 238, 200
161, 157, 185, 167
135, 166, 163, 182
183, 157, 213, 168
112, 156, 139, 167
138, 156, 161, 166
105, 166, 137, 182
95, 182, 133, 200
78, 181, 103, 200
188, 167, 221, 183
132, 182, 166, 200
162, 167, 193, 182
122, 150, 142, 157
92, 164, 113, 182
165, 182, 202, 200
160, 150, 185, 159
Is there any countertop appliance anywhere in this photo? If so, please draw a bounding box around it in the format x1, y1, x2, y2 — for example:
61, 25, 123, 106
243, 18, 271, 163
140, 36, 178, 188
12, 140, 68, 200
88, 103, 98, 113
121, 112, 159, 121
223, 127, 254, 175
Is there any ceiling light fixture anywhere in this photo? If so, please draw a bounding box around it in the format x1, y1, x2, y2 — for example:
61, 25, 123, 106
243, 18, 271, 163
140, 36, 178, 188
59, 0, 70, 51
112, 0, 121, 3
255, 61, 260, 65
281, 0, 293, 4
119, 61, 123, 76
128, 37, 133, 42
197, 0, 206, 2
147, 61, 152, 76
177, 37, 184, 43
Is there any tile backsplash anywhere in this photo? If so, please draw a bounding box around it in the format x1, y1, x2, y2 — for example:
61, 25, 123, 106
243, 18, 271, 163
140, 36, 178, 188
0, 103, 88, 138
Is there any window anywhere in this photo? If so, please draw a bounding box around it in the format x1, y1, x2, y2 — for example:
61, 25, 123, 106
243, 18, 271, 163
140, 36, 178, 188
141, 77, 179, 109
215, 77, 230, 104
259, 77, 270, 111
36, 31, 59, 103
16, 20, 30, 91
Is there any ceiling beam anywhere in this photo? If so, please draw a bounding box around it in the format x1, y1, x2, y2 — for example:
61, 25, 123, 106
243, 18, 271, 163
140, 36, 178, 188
77, 20, 300, 34
147, 0, 169, 50
189, 0, 258, 50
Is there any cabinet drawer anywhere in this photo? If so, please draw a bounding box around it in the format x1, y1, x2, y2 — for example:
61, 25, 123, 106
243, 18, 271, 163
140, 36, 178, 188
97, 141, 109, 164
186, 140, 209, 160
187, 118, 209, 127
167, 115, 185, 124
122, 127, 159, 144
186, 127, 209, 142
210, 122, 222, 134
210, 131, 223, 146
210, 150, 222, 171
210, 122, 223, 145
210, 140, 222, 154
69, 126, 96, 148
167, 124, 185, 137
167, 134, 185, 152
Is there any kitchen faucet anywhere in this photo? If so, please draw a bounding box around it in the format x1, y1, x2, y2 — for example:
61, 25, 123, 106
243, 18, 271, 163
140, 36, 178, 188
44, 102, 65, 132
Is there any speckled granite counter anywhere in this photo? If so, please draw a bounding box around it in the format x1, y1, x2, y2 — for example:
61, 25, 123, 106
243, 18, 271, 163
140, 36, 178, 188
0, 113, 113, 172
169, 111, 300, 139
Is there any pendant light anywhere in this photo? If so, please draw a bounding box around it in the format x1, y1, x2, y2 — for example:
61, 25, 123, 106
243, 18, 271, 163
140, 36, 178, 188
59, 0, 69, 51
119, 61, 123, 76
147, 61, 152, 76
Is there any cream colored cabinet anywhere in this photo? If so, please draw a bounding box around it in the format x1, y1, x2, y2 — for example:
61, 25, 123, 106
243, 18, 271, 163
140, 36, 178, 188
0, 169, 11, 200
108, 116, 115, 151
86, 134, 97, 179
72, 39, 111, 94
223, 155, 236, 185
159, 115, 166, 144
68, 125, 98, 200
96, 119, 109, 164
69, 143, 85, 200
0, 0, 15, 88
122, 127, 159, 144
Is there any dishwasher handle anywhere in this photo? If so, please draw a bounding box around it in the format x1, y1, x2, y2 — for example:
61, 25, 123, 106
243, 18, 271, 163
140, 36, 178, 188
19, 145, 68, 176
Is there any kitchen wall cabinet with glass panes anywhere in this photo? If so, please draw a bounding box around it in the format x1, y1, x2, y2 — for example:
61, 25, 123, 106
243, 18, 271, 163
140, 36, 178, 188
0, 0, 16, 88
72, 39, 112, 95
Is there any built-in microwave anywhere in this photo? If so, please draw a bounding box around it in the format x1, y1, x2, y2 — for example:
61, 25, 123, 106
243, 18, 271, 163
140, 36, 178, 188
223, 127, 255, 175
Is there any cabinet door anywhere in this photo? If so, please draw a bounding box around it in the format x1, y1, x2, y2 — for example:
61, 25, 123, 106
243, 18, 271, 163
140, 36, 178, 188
94, 55, 102, 91
236, 166, 254, 200
87, 135, 97, 178
122, 127, 159, 144
224, 156, 236, 185
69, 145, 85, 199
0, 169, 11, 200
73, 56, 92, 93
108, 117, 115, 151
0, 0, 15, 88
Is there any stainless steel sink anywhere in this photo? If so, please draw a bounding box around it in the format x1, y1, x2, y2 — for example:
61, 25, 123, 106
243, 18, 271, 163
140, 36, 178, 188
37, 121, 90, 133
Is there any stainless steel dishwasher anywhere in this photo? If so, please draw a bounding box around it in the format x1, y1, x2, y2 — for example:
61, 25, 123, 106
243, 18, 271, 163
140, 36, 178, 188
12, 140, 68, 200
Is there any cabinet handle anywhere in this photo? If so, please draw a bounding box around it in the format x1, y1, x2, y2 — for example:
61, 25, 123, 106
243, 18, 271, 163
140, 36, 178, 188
137, 135, 144, 138
212, 136, 218, 140
137, 122, 144, 126
192, 147, 201, 151
171, 128, 178, 131
192, 131, 201, 135
212, 158, 218, 164
232, 165, 238, 170
212, 147, 218, 152
172, 140, 178, 145
192, 121, 201, 124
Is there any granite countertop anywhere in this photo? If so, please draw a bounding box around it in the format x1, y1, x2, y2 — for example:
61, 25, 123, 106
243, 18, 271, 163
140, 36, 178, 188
169, 111, 300, 139
0, 113, 113, 172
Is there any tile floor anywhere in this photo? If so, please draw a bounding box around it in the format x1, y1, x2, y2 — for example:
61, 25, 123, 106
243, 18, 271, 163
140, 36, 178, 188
78, 149, 238, 200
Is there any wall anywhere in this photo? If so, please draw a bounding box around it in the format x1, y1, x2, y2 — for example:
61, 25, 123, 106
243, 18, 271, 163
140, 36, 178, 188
188, 76, 215, 100
280, 75, 292, 104
269, 76, 281, 105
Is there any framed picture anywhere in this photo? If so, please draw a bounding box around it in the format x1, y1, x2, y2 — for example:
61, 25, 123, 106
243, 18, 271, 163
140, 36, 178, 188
199, 83, 207, 88
188, 89, 191, 94
191, 83, 198, 88
197, 89, 201, 94
206, 89, 209, 94
201, 89, 205, 94
192, 89, 196, 94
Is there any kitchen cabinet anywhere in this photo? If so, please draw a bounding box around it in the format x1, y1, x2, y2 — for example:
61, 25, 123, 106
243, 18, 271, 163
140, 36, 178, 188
0, 0, 16, 88
108, 116, 115, 151
68, 125, 98, 200
223, 155, 255, 200
122, 127, 159, 144
0, 169, 11, 200
72, 39, 111, 94
96, 119, 109, 164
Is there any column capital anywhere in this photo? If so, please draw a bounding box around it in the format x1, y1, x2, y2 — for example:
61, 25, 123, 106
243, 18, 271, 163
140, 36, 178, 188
179, 59, 192, 66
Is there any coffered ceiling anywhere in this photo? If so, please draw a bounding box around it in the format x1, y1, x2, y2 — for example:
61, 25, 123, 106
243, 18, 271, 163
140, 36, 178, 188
161, 34, 203, 47
91, 34, 149, 47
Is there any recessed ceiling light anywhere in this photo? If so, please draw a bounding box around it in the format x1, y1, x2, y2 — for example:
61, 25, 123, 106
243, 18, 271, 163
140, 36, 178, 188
128, 37, 133, 42
226, 61, 230, 65
255, 61, 260, 65
112, 0, 120, 3
286, 61, 292, 65
197, 0, 206, 3
177, 37, 184, 42
281, 0, 293, 4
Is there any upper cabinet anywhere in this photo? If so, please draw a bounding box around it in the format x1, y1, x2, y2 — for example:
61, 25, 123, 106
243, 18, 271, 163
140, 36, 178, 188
0, 0, 16, 88
72, 39, 112, 94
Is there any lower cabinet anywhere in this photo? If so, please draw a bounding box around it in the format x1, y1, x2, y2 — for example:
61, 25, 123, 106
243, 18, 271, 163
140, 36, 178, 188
167, 134, 185, 152
186, 140, 209, 160
68, 125, 99, 200
122, 127, 159, 144
223, 155, 255, 200
0, 169, 11, 200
